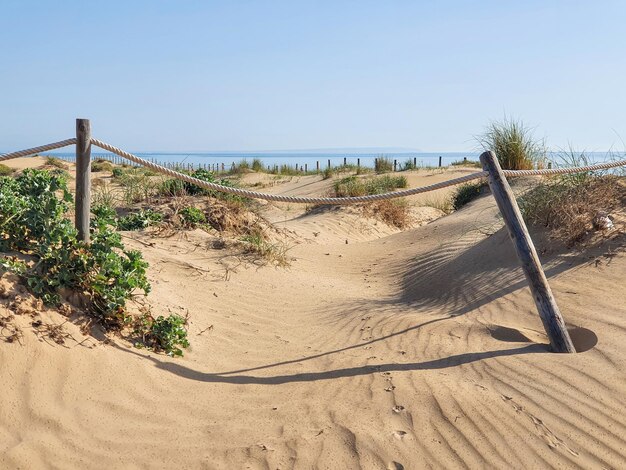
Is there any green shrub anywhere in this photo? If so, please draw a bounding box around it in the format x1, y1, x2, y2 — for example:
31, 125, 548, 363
133, 313, 189, 357
0, 164, 14, 176
118, 209, 163, 231
452, 181, 487, 210
0, 169, 150, 326
375, 156, 393, 173
112, 167, 124, 178
180, 206, 206, 227
477, 116, 545, 170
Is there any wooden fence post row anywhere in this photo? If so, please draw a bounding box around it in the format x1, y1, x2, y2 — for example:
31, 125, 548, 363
480, 151, 575, 353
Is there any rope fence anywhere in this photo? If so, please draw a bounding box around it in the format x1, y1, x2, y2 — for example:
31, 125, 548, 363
2, 119, 626, 353
2, 137, 626, 205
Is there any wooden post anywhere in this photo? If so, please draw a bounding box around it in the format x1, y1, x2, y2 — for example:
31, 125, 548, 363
343, 157, 347, 166
316, 161, 319, 173
414, 157, 417, 167
438, 156, 442, 167
357, 158, 360, 168
75, 118, 91, 243
480, 151, 575, 353
305, 163, 308, 173
327, 159, 331, 169
394, 159, 397, 171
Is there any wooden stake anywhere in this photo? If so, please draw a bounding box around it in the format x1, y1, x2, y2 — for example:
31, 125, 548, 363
75, 118, 91, 243
480, 151, 575, 353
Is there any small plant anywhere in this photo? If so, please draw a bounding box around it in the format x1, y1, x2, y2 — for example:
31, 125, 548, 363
375, 156, 393, 173
333, 175, 407, 197
45, 156, 68, 169
251, 158, 264, 172
364, 199, 411, 229
112, 167, 124, 178
134, 313, 190, 356
0, 164, 14, 176
118, 209, 163, 231
322, 167, 334, 179
91, 159, 114, 172
240, 233, 291, 266
452, 181, 487, 210
403, 159, 417, 171
179, 206, 206, 227
477, 116, 546, 170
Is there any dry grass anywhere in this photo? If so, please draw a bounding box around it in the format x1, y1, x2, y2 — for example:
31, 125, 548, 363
520, 175, 625, 245
363, 199, 411, 229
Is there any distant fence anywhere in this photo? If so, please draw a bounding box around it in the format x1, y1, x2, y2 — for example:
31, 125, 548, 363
44, 152, 469, 174
2, 118, 626, 354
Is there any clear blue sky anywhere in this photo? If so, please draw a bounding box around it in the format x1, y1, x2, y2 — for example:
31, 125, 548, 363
1, 0, 625, 152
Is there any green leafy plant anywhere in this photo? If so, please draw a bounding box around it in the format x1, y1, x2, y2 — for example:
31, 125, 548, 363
179, 206, 206, 227
0, 169, 150, 327
133, 313, 190, 357
118, 209, 163, 231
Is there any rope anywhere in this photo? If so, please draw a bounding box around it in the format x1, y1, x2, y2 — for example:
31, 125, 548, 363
91, 138, 488, 204
503, 158, 626, 176
0, 138, 77, 162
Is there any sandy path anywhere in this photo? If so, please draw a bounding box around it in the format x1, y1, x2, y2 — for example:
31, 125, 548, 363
0, 163, 625, 469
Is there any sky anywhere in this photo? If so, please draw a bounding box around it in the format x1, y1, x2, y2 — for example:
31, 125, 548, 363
1, 0, 625, 153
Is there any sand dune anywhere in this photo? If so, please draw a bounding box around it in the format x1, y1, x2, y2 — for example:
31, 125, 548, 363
1, 161, 625, 469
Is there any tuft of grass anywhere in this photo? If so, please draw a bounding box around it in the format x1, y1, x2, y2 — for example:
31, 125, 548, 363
519, 168, 624, 245
45, 156, 68, 169
251, 158, 264, 172
452, 181, 488, 210
375, 156, 393, 173
450, 159, 482, 168
91, 159, 114, 172
364, 199, 411, 229
322, 167, 334, 179
333, 175, 407, 197
477, 116, 546, 170
240, 233, 292, 267
0, 164, 15, 176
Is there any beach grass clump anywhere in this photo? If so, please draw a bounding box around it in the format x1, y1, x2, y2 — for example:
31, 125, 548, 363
452, 181, 488, 210
375, 156, 394, 173
364, 199, 411, 229
45, 156, 69, 169
334, 175, 407, 197
450, 159, 482, 168
477, 116, 545, 170
239, 233, 292, 267
0, 164, 14, 176
91, 159, 114, 172
519, 162, 624, 245
251, 158, 264, 172
0, 169, 150, 327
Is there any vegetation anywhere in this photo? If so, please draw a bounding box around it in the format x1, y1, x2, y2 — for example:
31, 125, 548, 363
450, 159, 482, 168
0, 170, 149, 326
519, 153, 624, 245
375, 156, 393, 173
0, 164, 14, 176
477, 116, 545, 170
117, 209, 163, 231
133, 313, 190, 357
251, 158, 264, 172
45, 156, 68, 169
333, 175, 407, 197
91, 159, 114, 172
179, 206, 206, 227
452, 181, 488, 210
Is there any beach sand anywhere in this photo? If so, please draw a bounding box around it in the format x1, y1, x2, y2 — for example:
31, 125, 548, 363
1, 158, 625, 469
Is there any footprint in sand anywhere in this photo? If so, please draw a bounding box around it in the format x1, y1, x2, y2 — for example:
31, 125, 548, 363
392, 405, 405, 413
387, 462, 404, 470
392, 430, 407, 440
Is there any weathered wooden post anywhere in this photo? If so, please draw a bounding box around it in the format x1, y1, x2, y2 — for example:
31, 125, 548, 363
316, 161, 319, 173
438, 156, 442, 167
394, 159, 397, 171
75, 118, 91, 243
480, 151, 575, 353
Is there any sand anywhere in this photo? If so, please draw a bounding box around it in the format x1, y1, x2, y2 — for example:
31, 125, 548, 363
1, 159, 625, 469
